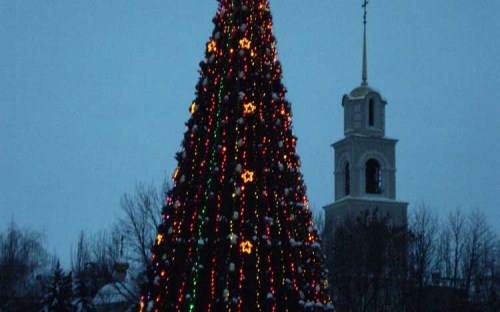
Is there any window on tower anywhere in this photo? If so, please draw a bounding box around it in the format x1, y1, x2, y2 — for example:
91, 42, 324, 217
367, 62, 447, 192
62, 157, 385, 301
365, 158, 382, 194
368, 99, 375, 127
345, 162, 350, 196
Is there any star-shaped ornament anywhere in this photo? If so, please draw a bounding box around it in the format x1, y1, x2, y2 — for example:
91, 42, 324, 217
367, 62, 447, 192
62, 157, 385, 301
243, 102, 256, 114
241, 170, 254, 183
239, 38, 251, 49
207, 40, 217, 53
190, 102, 197, 114
156, 234, 163, 245
241, 240, 253, 254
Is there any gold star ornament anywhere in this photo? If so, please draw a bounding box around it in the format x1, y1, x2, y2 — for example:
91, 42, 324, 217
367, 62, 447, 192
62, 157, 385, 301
156, 234, 163, 245
190, 102, 197, 114
241, 240, 253, 254
239, 38, 251, 49
243, 102, 256, 114
207, 40, 217, 53
241, 170, 254, 183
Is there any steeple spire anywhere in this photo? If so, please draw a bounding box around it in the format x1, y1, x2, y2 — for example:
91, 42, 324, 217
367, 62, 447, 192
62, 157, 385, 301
361, 0, 369, 86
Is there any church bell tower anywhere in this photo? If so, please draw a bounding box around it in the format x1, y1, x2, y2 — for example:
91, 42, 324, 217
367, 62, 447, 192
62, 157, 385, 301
323, 1, 407, 230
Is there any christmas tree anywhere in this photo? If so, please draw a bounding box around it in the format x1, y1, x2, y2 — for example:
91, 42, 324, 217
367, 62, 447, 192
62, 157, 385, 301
140, 1, 333, 310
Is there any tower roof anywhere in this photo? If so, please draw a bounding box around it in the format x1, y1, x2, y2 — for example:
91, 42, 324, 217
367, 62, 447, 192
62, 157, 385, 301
349, 85, 374, 99
346, 1, 385, 102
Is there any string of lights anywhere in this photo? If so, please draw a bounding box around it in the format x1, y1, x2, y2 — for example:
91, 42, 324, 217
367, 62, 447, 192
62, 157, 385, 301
140, 1, 334, 310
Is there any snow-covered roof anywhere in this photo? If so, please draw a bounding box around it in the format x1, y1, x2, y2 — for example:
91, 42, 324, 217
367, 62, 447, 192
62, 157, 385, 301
93, 282, 129, 305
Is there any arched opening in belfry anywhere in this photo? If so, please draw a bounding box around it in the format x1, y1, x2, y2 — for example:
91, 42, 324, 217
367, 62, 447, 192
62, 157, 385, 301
365, 158, 382, 194
368, 99, 375, 127
345, 162, 350, 196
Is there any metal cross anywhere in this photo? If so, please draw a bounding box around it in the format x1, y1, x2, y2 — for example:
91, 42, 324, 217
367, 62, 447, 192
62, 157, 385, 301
362, 0, 369, 25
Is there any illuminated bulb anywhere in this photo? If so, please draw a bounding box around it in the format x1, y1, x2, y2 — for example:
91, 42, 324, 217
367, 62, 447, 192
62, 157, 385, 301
228, 233, 238, 245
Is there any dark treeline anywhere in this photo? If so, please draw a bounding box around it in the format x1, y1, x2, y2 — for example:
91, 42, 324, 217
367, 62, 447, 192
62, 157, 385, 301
1, 196, 498, 311
0, 182, 167, 312
323, 205, 500, 312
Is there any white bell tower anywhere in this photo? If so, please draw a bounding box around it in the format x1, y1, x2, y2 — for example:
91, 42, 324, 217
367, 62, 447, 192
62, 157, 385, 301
323, 1, 407, 230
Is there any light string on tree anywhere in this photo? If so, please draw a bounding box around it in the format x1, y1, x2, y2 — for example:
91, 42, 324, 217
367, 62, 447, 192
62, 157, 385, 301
140, 0, 334, 310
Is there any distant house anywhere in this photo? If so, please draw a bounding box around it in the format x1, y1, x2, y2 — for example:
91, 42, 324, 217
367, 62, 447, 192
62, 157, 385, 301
93, 282, 134, 312
93, 260, 136, 312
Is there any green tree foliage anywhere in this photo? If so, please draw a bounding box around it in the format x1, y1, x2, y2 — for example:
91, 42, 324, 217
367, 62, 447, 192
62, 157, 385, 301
42, 261, 75, 312
140, 1, 333, 309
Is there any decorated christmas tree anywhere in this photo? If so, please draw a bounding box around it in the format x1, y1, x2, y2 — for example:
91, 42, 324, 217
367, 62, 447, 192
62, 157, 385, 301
140, 1, 333, 310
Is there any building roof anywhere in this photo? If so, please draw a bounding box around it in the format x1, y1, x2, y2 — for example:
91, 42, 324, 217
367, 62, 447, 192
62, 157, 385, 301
349, 85, 375, 99
93, 282, 129, 305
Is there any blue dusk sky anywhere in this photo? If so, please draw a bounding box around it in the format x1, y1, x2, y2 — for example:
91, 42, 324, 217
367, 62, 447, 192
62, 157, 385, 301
1, 1, 499, 265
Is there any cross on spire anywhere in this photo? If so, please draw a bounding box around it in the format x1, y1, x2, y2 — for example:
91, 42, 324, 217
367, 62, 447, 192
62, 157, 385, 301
363, 0, 369, 25
361, 0, 369, 86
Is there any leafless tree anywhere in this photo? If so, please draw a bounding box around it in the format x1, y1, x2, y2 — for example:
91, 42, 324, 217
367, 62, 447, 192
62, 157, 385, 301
115, 182, 167, 269
90, 181, 168, 309
438, 208, 467, 288
328, 209, 407, 311
490, 236, 500, 311
0, 220, 52, 310
70, 181, 167, 310
71, 230, 91, 276
461, 211, 496, 309
313, 209, 325, 240
70, 230, 119, 294
408, 203, 439, 308
91, 230, 121, 282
